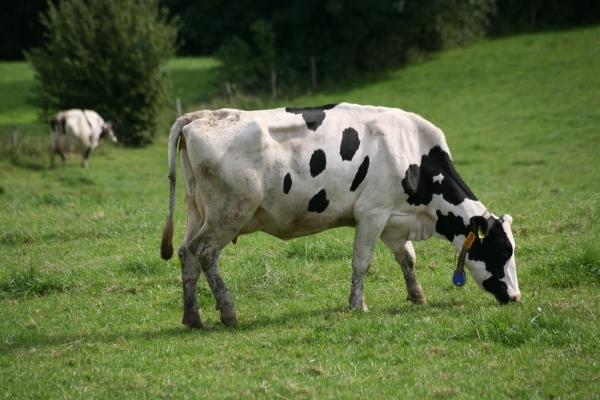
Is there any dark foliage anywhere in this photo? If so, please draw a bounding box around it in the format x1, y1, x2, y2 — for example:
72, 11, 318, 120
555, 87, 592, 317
0, 0, 47, 59
164, 0, 497, 93
491, 0, 600, 34
27, 0, 178, 146
156, 0, 600, 94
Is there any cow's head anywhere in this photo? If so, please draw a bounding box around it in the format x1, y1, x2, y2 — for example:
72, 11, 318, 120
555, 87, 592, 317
464, 214, 520, 304
101, 121, 118, 143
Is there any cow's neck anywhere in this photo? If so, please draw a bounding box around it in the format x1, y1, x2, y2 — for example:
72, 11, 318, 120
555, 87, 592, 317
433, 197, 488, 251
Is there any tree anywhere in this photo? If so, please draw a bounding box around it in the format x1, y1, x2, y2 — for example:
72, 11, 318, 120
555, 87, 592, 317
0, 0, 47, 60
27, 0, 178, 146
213, 0, 496, 94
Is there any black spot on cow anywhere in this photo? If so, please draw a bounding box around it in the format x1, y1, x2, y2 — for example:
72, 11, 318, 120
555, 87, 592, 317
310, 149, 326, 177
285, 104, 338, 131
402, 146, 477, 206
340, 127, 360, 161
350, 156, 370, 192
308, 189, 329, 212
283, 173, 292, 194
435, 210, 468, 242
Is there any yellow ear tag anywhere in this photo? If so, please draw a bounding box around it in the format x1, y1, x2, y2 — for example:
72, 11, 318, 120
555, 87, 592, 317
477, 226, 485, 240
463, 232, 477, 249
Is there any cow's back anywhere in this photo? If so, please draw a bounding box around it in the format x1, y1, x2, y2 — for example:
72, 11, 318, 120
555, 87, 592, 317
180, 103, 447, 239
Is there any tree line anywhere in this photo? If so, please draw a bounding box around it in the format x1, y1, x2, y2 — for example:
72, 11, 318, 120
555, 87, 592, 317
6, 0, 600, 147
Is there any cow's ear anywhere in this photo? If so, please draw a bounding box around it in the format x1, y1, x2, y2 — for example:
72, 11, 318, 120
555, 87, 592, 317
501, 214, 513, 226
470, 216, 492, 239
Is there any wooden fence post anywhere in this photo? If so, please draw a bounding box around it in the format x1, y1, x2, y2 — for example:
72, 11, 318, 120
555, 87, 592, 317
310, 56, 317, 89
224, 81, 232, 103
175, 98, 182, 116
271, 67, 277, 99
11, 127, 19, 148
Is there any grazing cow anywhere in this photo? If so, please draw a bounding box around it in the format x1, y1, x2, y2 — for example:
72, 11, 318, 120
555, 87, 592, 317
50, 109, 117, 168
160, 103, 520, 328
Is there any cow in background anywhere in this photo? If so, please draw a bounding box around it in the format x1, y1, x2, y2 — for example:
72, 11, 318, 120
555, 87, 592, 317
50, 109, 117, 168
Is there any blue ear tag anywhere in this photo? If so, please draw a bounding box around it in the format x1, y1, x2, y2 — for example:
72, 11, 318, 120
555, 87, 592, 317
452, 269, 466, 287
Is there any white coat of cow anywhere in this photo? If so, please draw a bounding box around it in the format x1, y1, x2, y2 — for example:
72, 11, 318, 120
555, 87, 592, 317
161, 103, 520, 328
50, 109, 117, 168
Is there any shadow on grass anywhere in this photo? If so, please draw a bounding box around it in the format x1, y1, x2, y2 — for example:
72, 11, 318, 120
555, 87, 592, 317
6, 155, 46, 171
0, 326, 197, 355
2, 298, 490, 354
385, 297, 468, 316
1, 306, 346, 354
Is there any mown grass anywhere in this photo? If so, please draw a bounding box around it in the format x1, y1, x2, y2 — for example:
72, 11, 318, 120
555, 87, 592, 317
1, 26, 600, 399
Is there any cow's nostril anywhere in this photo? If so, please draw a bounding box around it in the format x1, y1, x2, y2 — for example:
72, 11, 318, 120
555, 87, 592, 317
510, 293, 521, 302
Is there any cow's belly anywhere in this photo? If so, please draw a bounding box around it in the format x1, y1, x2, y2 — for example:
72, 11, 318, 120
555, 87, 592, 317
240, 202, 355, 240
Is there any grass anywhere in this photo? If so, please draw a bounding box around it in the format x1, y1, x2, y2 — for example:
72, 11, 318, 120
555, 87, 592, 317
1, 26, 600, 398
165, 57, 221, 110
0, 62, 37, 126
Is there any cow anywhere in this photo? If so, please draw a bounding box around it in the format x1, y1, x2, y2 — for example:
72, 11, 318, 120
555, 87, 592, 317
50, 109, 117, 168
160, 103, 520, 329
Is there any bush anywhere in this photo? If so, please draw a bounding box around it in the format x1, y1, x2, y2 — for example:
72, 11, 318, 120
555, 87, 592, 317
491, 0, 600, 34
27, 0, 178, 146
216, 20, 277, 93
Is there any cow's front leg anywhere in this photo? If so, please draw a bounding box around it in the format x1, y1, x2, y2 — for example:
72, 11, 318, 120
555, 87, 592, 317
395, 241, 425, 304
349, 216, 388, 311
178, 246, 203, 328
380, 234, 426, 305
196, 243, 236, 327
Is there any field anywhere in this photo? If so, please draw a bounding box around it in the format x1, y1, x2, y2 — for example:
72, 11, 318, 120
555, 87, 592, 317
1, 27, 599, 399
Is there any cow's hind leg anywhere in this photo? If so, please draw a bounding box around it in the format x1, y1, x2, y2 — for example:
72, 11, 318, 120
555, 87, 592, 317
381, 233, 425, 304
349, 214, 389, 311
178, 244, 203, 328
178, 190, 210, 328
198, 241, 236, 327
179, 235, 236, 328
178, 196, 240, 328
50, 133, 66, 168
82, 147, 92, 168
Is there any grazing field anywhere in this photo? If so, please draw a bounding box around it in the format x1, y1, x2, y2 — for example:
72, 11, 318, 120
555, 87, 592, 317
1, 26, 599, 399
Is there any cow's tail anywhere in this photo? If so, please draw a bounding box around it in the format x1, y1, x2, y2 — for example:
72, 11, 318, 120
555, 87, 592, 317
50, 115, 65, 157
50, 117, 60, 133
160, 117, 189, 260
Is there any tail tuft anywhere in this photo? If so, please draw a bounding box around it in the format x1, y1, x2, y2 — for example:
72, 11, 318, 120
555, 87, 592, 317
160, 217, 174, 260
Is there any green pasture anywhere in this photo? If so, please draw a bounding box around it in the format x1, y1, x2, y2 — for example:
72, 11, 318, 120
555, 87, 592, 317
1, 27, 599, 399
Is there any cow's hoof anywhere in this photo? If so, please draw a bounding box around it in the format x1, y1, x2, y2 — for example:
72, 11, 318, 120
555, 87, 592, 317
220, 306, 237, 327
407, 292, 426, 305
349, 293, 369, 312
182, 313, 203, 329
348, 301, 369, 312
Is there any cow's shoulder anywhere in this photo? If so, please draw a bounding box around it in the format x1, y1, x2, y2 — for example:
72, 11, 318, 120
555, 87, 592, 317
366, 108, 449, 154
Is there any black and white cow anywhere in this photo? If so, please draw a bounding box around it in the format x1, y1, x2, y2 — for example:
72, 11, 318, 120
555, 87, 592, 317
160, 103, 520, 328
50, 109, 117, 168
